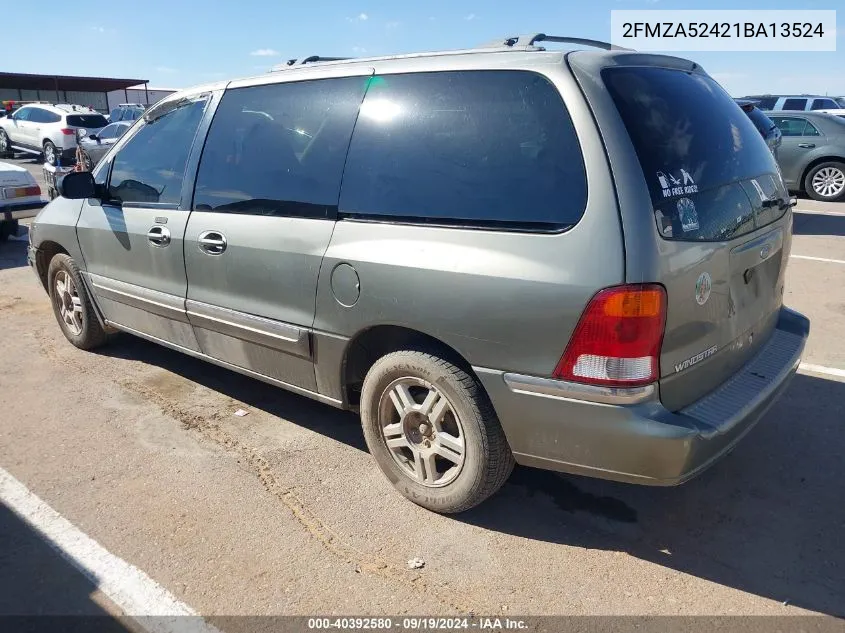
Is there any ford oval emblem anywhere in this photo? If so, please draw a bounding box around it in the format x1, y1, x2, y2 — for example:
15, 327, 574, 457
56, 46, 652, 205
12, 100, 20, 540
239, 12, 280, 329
760, 244, 771, 259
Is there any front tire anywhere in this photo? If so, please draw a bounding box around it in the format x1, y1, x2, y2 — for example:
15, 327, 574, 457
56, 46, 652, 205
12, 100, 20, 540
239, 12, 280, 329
360, 349, 514, 513
47, 254, 107, 350
0, 130, 12, 157
43, 140, 58, 166
805, 161, 845, 202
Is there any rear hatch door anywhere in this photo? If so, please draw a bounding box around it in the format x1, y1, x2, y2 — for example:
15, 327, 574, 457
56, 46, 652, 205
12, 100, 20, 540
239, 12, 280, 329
596, 62, 792, 411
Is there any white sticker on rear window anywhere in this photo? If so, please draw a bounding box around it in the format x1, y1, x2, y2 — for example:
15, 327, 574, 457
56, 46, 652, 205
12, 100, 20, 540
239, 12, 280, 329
750, 178, 767, 202
678, 197, 699, 232
658, 169, 698, 198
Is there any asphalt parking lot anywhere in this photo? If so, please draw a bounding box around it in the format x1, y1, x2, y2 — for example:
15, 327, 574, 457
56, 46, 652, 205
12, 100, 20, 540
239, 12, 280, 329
1, 154, 844, 625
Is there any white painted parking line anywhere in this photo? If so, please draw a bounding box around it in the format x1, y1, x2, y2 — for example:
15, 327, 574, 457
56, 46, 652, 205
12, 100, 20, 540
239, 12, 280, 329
0, 466, 218, 633
790, 255, 845, 265
799, 363, 845, 379
794, 208, 845, 217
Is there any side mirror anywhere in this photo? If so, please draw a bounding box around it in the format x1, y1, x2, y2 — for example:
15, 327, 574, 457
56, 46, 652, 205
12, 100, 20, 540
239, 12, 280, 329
60, 171, 97, 199
89, 134, 99, 141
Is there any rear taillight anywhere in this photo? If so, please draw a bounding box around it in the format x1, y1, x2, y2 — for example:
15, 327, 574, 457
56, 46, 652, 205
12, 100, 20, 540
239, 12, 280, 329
60, 128, 75, 135
22, 185, 41, 196
553, 284, 667, 387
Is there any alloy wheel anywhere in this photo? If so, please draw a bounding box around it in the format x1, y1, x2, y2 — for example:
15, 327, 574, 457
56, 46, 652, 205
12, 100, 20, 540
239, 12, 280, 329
54, 270, 83, 336
378, 377, 466, 487
812, 166, 845, 198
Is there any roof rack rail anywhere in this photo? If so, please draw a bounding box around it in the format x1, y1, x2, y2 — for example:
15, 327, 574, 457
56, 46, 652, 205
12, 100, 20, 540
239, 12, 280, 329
494, 33, 633, 51
284, 55, 352, 67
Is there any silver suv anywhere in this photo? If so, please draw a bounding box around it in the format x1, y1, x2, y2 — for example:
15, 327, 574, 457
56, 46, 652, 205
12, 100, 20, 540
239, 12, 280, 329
28, 35, 809, 512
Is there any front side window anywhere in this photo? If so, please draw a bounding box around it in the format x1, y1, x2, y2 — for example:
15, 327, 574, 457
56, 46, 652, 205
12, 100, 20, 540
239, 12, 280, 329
782, 98, 808, 111
109, 95, 208, 206
13, 107, 31, 121
193, 77, 366, 218
339, 70, 587, 230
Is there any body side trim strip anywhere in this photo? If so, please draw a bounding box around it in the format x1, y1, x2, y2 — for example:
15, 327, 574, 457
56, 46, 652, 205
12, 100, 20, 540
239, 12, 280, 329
105, 321, 340, 407
88, 273, 188, 322
185, 300, 311, 359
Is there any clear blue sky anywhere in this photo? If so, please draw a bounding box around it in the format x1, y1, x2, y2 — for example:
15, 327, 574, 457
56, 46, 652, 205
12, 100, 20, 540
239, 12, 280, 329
12, 0, 843, 97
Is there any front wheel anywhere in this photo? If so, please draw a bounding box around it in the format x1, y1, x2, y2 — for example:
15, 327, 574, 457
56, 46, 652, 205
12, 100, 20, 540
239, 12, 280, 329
360, 349, 514, 513
43, 140, 58, 166
47, 254, 108, 350
805, 161, 845, 202
0, 130, 12, 157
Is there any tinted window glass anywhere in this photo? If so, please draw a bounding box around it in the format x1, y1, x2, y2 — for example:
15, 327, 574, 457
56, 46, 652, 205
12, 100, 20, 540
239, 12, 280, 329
193, 77, 365, 218
782, 98, 807, 111
603, 67, 783, 242
756, 97, 777, 110
66, 114, 108, 128
26, 108, 47, 123
811, 99, 838, 110
98, 124, 120, 140
109, 109, 121, 121
13, 107, 31, 121
802, 120, 821, 136
109, 95, 208, 205
773, 117, 810, 136
340, 71, 586, 230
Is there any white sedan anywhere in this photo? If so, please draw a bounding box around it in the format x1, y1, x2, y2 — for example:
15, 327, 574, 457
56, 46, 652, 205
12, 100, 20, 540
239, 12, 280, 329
1, 160, 44, 240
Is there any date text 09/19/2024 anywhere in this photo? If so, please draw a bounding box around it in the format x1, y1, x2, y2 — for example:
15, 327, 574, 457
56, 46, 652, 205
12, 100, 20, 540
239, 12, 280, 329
307, 617, 529, 630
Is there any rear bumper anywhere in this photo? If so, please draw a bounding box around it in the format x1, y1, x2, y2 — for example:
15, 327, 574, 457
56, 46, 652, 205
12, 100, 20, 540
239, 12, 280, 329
477, 307, 809, 486
2, 201, 45, 221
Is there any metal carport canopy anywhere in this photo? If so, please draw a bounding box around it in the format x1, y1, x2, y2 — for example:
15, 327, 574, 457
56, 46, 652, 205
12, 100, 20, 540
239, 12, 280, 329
0, 72, 147, 93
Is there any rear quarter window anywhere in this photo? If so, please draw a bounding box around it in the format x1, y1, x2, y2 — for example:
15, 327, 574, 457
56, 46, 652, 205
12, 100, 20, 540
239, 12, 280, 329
602, 66, 784, 242
339, 70, 587, 231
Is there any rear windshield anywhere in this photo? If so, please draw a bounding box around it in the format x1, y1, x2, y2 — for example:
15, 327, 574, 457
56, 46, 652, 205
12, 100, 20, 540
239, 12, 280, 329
66, 114, 108, 128
603, 67, 783, 241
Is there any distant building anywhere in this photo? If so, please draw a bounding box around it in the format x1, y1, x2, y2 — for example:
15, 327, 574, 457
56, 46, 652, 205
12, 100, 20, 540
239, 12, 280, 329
107, 85, 178, 112
0, 72, 147, 113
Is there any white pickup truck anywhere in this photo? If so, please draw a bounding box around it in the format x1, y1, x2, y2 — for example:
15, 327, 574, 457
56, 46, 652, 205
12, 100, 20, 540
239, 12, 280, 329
0, 160, 44, 240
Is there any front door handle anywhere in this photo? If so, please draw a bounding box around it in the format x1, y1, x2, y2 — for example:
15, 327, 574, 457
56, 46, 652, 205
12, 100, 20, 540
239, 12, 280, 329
798, 143, 816, 148
197, 230, 227, 255
147, 225, 171, 247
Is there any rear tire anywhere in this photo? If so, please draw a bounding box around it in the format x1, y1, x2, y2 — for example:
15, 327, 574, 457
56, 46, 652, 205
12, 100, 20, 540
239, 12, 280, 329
43, 140, 58, 166
47, 253, 107, 350
804, 161, 845, 202
360, 349, 514, 513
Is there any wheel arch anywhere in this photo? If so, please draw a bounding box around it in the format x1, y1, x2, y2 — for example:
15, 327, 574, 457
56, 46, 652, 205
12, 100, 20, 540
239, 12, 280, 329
340, 324, 481, 408
35, 240, 69, 291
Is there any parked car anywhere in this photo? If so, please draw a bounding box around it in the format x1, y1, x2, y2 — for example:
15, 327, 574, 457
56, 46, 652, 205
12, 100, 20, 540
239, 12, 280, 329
765, 111, 845, 201
814, 109, 845, 119
0, 160, 43, 240
740, 94, 845, 112
0, 103, 108, 166
735, 99, 782, 158
108, 104, 145, 123
77, 121, 132, 170
28, 34, 809, 512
